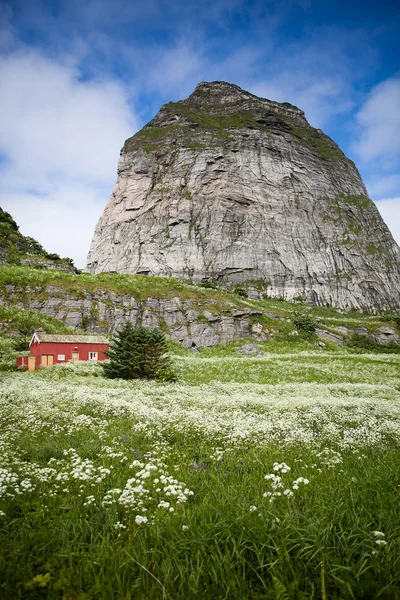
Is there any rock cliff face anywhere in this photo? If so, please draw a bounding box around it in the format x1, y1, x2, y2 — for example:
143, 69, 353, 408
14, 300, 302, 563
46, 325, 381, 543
87, 81, 400, 312
0, 283, 264, 348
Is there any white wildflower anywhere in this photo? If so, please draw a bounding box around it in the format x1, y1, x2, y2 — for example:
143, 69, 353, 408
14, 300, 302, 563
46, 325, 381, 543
135, 515, 148, 525
373, 531, 385, 538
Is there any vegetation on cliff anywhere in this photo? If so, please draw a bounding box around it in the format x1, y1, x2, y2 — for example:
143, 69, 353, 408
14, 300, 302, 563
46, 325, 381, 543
123, 83, 344, 164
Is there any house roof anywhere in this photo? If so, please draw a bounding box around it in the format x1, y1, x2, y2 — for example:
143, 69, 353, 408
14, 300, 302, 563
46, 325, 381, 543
30, 332, 109, 345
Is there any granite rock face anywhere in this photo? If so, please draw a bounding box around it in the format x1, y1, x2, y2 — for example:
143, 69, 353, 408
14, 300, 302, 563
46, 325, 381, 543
0, 284, 261, 348
87, 81, 400, 312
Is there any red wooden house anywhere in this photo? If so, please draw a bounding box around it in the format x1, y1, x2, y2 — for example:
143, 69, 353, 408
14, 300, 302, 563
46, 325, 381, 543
16, 333, 109, 371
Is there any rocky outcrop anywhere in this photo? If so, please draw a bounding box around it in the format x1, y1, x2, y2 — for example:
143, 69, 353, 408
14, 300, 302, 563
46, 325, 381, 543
0, 273, 397, 349
316, 328, 346, 345
0, 284, 261, 348
317, 325, 399, 346
87, 81, 400, 313
373, 326, 399, 345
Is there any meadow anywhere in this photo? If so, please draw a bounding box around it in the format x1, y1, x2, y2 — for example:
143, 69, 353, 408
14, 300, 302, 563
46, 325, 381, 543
1, 352, 400, 599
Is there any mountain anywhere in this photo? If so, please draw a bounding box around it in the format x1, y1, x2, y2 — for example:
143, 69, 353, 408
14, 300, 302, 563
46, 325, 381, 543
86, 81, 400, 312
0, 207, 76, 272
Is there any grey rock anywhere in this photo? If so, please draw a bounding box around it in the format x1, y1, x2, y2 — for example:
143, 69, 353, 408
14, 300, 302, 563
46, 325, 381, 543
234, 318, 250, 338
86, 81, 400, 313
373, 326, 399, 345
170, 325, 192, 348
0, 281, 264, 348
141, 309, 159, 329
215, 317, 236, 343
163, 297, 182, 311
265, 311, 281, 320
64, 312, 85, 327
353, 327, 368, 336
186, 309, 199, 322
238, 343, 262, 355
162, 309, 185, 327
202, 310, 219, 322
45, 285, 65, 294
145, 298, 160, 311
190, 322, 221, 347
336, 326, 350, 334
252, 322, 269, 341
316, 328, 345, 345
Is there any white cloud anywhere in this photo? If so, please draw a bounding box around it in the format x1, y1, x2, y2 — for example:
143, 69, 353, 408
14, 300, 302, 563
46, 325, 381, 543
250, 74, 353, 129
133, 34, 354, 130
0, 49, 137, 267
0, 51, 136, 188
353, 76, 400, 164
374, 197, 400, 247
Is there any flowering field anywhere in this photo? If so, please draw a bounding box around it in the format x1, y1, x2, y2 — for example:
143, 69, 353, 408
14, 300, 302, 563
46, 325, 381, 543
1, 355, 400, 599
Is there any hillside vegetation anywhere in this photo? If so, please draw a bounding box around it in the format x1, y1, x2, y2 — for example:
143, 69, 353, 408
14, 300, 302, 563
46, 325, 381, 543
0, 208, 76, 272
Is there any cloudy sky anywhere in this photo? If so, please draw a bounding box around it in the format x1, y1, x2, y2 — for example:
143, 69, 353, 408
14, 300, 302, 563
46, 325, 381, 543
0, 0, 399, 268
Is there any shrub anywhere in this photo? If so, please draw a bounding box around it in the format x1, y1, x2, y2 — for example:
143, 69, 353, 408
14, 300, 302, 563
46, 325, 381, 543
234, 285, 248, 298
23, 236, 46, 255
103, 323, 177, 381
44, 252, 61, 261
0, 208, 19, 230
293, 311, 317, 336
198, 279, 219, 290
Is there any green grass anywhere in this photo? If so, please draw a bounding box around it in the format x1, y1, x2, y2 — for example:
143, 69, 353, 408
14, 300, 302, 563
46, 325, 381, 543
0, 265, 245, 305
175, 352, 400, 385
288, 126, 344, 160
0, 354, 400, 599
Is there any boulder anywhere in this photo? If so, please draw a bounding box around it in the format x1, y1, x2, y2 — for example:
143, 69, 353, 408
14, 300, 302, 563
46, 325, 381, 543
373, 326, 399, 345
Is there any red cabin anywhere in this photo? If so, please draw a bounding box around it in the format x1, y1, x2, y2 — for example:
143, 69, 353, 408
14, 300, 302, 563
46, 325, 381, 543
16, 332, 109, 371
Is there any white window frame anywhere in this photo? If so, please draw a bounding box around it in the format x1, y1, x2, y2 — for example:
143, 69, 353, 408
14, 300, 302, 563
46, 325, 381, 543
89, 351, 98, 361
57, 354, 65, 361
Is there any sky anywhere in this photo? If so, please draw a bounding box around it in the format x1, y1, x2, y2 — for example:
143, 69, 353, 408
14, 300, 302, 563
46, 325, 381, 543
0, 0, 399, 269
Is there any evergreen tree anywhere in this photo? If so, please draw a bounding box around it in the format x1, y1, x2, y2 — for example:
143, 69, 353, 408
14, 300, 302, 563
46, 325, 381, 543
102, 323, 176, 381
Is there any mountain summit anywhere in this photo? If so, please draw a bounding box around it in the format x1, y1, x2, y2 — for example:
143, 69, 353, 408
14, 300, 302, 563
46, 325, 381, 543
86, 81, 400, 311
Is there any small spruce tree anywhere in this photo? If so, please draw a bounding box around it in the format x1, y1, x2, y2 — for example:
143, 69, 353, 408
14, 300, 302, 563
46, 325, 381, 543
103, 323, 176, 381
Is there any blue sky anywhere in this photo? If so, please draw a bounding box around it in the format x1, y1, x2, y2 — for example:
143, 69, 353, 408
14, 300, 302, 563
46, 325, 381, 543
0, 0, 399, 267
